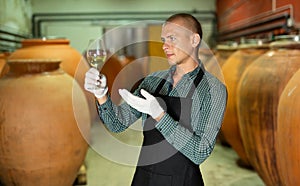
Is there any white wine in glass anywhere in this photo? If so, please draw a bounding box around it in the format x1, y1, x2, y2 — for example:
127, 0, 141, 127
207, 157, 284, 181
86, 39, 107, 70
86, 38, 108, 88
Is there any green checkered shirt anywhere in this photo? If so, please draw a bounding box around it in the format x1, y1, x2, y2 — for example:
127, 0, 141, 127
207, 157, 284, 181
97, 65, 227, 165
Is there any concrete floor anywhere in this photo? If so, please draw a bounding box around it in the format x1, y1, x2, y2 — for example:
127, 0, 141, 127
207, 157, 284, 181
82, 120, 265, 186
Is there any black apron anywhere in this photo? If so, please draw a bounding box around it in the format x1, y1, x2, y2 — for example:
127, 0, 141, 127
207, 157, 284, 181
131, 68, 205, 186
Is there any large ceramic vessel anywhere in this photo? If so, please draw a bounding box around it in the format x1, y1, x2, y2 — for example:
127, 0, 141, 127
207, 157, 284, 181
221, 39, 269, 168
8, 38, 82, 77
0, 52, 10, 78
0, 59, 90, 186
204, 43, 237, 146
276, 45, 300, 186
237, 35, 300, 186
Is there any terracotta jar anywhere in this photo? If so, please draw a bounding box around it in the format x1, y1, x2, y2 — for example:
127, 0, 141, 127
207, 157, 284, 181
237, 35, 300, 186
8, 38, 83, 77
0, 52, 10, 78
214, 43, 238, 67
8, 38, 105, 122
208, 43, 237, 146
221, 39, 269, 168
277, 67, 300, 186
0, 59, 90, 186
201, 43, 238, 83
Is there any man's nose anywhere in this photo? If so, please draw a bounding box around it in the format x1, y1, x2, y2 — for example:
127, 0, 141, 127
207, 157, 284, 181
162, 42, 170, 50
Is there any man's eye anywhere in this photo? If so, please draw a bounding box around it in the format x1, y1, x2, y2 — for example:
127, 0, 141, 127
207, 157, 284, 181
170, 36, 176, 41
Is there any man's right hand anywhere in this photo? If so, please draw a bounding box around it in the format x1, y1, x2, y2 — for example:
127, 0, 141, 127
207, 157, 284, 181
84, 68, 108, 99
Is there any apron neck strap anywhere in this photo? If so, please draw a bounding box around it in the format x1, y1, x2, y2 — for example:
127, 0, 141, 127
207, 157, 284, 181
155, 67, 205, 97
154, 75, 168, 95
186, 67, 204, 98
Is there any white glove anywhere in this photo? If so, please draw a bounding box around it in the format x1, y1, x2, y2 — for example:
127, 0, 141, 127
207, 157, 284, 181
118, 88, 164, 119
84, 68, 108, 99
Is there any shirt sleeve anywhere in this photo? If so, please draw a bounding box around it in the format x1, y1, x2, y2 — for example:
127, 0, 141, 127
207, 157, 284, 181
96, 72, 167, 133
97, 95, 142, 133
155, 77, 227, 165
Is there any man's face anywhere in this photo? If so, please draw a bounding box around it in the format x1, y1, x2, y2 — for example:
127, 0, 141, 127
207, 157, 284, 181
160, 21, 195, 66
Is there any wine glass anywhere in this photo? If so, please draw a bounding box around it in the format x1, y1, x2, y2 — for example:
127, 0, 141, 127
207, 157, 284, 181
86, 39, 107, 70
86, 38, 107, 88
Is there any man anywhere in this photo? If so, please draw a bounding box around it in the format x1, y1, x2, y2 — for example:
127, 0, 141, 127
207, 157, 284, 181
84, 13, 227, 186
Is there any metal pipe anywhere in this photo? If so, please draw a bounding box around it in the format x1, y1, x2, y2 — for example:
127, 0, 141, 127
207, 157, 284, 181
219, 19, 287, 41
219, 4, 293, 32
217, 12, 290, 41
31, 10, 216, 37
272, 0, 276, 12
0, 29, 28, 39
219, 12, 289, 35
0, 29, 28, 52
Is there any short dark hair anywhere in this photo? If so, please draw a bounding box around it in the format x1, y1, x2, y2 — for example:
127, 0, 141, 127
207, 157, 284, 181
165, 13, 203, 39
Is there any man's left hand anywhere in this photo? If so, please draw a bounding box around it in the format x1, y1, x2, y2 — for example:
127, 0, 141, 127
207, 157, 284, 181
119, 89, 164, 119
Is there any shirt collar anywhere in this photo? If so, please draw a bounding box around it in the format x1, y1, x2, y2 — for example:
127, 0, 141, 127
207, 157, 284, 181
168, 64, 202, 80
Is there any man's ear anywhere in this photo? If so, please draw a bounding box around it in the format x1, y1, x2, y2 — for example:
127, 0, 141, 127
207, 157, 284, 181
192, 33, 201, 47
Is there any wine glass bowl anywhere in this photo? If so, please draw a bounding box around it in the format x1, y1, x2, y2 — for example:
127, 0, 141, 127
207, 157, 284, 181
86, 38, 108, 88
86, 39, 107, 70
